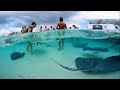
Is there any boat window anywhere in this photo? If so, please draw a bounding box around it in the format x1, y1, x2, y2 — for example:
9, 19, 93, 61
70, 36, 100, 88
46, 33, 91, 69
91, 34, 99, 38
93, 25, 103, 30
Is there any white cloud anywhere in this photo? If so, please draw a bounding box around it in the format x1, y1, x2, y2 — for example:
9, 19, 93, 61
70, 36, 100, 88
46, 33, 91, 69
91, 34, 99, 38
65, 11, 120, 28
72, 11, 119, 19
0, 27, 21, 36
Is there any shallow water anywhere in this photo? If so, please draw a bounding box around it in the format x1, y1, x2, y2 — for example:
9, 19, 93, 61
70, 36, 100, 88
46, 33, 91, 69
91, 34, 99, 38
0, 29, 120, 79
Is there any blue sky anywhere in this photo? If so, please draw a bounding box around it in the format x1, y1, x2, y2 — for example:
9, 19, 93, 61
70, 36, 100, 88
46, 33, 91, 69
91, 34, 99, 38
0, 11, 119, 35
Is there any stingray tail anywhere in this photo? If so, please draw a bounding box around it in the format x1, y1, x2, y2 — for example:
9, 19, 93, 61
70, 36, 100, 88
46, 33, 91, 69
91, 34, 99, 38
51, 58, 79, 71
110, 42, 119, 48
17, 74, 26, 79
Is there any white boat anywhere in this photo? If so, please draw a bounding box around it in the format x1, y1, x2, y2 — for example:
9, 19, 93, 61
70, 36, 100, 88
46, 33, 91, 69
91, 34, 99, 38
88, 24, 120, 32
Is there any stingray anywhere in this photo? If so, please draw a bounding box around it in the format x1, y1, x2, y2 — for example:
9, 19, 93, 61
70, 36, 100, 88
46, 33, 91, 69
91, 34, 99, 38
10, 51, 25, 60
52, 55, 120, 73
73, 43, 88, 48
5, 38, 13, 44
83, 47, 109, 52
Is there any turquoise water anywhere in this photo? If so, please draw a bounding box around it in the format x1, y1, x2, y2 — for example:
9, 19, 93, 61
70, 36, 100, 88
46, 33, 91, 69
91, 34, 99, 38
0, 29, 120, 79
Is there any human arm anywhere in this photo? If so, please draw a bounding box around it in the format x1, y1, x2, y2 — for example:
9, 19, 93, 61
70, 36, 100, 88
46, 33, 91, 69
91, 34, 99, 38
56, 23, 59, 29
65, 24, 67, 29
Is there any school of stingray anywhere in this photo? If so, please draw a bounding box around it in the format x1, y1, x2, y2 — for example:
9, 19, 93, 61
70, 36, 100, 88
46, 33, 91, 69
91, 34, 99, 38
10, 36, 120, 74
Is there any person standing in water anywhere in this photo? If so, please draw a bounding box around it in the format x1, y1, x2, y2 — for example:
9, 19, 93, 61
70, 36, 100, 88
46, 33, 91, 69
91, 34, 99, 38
26, 22, 36, 54
72, 25, 79, 29
21, 26, 26, 34
26, 22, 36, 32
56, 17, 67, 51
50, 26, 53, 30
44, 26, 48, 31
40, 26, 43, 31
